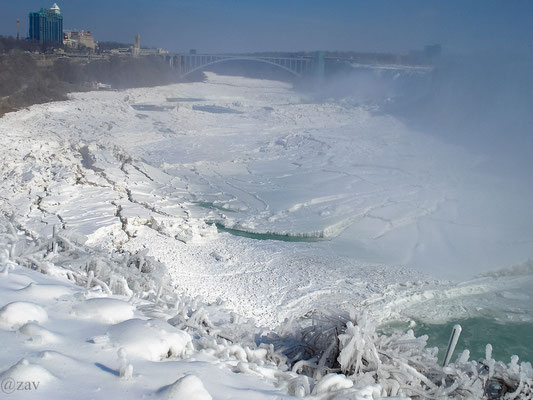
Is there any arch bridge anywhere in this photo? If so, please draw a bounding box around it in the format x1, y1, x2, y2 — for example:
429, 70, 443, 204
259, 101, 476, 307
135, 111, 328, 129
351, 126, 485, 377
166, 54, 315, 79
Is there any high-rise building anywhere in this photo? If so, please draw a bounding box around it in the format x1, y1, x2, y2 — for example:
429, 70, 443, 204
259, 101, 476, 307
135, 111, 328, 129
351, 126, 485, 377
29, 3, 63, 44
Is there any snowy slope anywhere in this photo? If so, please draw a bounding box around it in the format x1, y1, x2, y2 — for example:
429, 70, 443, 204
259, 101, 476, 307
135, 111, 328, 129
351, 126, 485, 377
0, 225, 531, 399
0, 252, 294, 399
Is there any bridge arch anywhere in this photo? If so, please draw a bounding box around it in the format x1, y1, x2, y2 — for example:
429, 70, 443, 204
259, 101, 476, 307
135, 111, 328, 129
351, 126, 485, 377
179, 57, 307, 79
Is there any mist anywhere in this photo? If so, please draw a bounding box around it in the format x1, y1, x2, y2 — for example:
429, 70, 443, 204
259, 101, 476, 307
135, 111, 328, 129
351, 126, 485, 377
315, 50, 533, 180
399, 52, 533, 176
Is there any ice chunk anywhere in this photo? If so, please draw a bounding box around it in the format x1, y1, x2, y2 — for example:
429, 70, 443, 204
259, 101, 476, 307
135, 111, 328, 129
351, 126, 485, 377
150, 216, 217, 243
312, 373, 353, 394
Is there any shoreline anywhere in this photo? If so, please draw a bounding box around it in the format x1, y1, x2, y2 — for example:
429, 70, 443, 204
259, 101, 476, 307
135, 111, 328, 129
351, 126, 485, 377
0, 51, 197, 118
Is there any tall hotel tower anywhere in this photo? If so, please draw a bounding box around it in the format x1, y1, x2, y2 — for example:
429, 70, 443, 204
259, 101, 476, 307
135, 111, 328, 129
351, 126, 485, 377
29, 3, 63, 44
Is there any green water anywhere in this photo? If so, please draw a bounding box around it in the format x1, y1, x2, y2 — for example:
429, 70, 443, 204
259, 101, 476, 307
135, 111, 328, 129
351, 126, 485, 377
391, 318, 533, 364
196, 201, 324, 242
213, 223, 324, 242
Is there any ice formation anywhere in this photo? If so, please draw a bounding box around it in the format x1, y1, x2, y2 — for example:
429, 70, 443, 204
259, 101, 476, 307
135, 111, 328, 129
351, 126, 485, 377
0, 73, 532, 398
0, 217, 532, 398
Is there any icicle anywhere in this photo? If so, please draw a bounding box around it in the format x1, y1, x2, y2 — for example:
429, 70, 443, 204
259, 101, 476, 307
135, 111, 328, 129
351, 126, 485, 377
443, 324, 462, 367
86, 270, 94, 289
509, 355, 520, 375
485, 343, 493, 361
457, 349, 470, 364
485, 344, 496, 379
52, 224, 58, 253
155, 284, 163, 305
118, 348, 133, 380
287, 376, 310, 397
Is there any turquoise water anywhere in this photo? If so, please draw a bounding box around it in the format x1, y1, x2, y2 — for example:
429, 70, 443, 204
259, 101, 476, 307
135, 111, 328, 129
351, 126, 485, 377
411, 318, 533, 364
213, 222, 324, 242
197, 201, 324, 242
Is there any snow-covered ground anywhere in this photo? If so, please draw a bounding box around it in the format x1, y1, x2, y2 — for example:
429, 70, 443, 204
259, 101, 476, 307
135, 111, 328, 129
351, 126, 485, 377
1, 73, 531, 326
0, 220, 531, 399
1, 72, 532, 398
0, 259, 294, 399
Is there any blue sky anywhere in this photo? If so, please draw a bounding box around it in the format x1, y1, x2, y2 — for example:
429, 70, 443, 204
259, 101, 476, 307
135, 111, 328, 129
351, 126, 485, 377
1, 1, 532, 54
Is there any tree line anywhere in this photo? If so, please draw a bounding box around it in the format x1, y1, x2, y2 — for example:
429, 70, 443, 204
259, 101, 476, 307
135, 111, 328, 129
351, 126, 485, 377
0, 50, 188, 117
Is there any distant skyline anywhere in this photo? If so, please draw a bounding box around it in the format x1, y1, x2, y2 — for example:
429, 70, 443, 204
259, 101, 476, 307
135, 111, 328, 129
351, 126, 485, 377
1, 1, 532, 55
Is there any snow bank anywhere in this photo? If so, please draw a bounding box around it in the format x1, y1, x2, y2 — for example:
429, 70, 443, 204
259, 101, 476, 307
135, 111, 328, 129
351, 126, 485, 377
0, 301, 48, 330
0, 215, 531, 399
107, 318, 193, 361
73, 298, 135, 324
0, 358, 56, 385
158, 374, 212, 400
19, 322, 61, 344
16, 282, 73, 300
